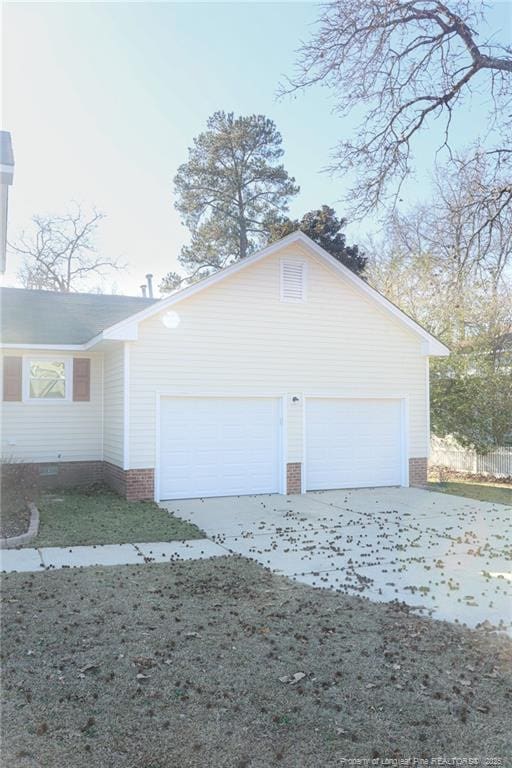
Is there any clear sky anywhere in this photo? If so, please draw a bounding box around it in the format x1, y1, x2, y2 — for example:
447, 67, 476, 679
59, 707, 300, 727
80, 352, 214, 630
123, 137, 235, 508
2, 1, 510, 296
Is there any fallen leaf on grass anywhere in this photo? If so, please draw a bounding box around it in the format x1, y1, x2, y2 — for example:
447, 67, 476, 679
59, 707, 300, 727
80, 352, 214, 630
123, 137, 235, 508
136, 673, 150, 680
81, 717, 96, 732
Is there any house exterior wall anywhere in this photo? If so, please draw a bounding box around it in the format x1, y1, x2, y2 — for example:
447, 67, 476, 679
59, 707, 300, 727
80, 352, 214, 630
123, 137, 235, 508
0, 350, 103, 463
128, 243, 429, 480
1, 242, 432, 499
102, 343, 125, 468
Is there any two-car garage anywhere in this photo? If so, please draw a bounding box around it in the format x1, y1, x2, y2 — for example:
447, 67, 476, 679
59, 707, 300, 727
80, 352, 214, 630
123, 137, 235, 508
158, 396, 406, 500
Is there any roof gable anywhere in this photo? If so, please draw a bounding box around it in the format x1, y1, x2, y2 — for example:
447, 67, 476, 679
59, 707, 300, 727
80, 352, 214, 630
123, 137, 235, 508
102, 232, 449, 356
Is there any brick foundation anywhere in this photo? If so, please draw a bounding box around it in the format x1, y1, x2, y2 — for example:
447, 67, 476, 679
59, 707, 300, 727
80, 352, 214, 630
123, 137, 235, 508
11, 460, 104, 490
409, 457, 428, 486
1, 461, 155, 501
286, 462, 302, 494
102, 461, 128, 497
2, 457, 427, 498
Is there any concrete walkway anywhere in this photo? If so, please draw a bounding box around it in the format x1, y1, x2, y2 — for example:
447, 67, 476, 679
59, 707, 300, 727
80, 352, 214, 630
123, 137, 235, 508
0, 538, 228, 573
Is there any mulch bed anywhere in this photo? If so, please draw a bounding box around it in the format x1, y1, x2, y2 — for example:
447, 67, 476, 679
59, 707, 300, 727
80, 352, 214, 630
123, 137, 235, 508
0, 503, 30, 540
1, 462, 39, 541
429, 466, 512, 485
2, 557, 511, 767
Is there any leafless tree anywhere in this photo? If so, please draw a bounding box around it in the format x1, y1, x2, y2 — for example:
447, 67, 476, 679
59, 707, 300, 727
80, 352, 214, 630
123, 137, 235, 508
393, 155, 511, 288
366, 155, 512, 343
11, 205, 120, 292
282, 0, 512, 226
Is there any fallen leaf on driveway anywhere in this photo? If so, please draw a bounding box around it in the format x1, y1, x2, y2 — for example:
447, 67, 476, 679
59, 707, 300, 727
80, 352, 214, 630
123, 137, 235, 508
79, 663, 99, 673
132, 656, 156, 668
279, 672, 306, 684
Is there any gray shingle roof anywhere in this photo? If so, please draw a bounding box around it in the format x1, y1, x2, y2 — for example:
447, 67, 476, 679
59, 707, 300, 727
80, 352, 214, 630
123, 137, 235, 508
0, 287, 157, 345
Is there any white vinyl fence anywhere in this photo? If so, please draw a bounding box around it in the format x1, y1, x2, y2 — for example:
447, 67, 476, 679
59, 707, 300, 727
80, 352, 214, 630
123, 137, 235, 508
430, 438, 512, 478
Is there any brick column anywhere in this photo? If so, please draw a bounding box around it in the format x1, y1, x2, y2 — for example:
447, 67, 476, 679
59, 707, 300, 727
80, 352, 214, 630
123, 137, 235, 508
286, 462, 302, 494
125, 469, 155, 501
409, 457, 428, 486
103, 463, 154, 500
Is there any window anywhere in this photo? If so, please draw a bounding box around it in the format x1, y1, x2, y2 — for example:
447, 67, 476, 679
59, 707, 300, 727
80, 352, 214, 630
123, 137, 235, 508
280, 260, 307, 302
26, 359, 68, 400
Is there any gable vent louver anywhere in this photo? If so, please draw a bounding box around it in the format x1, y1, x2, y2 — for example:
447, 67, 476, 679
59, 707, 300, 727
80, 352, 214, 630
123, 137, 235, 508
280, 260, 306, 302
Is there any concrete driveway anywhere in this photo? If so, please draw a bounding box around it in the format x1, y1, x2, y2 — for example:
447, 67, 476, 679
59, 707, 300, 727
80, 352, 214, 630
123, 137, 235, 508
163, 487, 512, 634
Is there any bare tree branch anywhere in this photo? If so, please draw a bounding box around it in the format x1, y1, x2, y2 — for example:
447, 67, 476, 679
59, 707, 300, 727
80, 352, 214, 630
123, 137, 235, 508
281, 0, 512, 226
9, 204, 121, 292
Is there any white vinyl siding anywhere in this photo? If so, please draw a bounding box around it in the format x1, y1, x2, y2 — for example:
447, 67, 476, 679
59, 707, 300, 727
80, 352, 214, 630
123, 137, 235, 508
102, 344, 125, 467
1, 351, 103, 462
128, 243, 428, 471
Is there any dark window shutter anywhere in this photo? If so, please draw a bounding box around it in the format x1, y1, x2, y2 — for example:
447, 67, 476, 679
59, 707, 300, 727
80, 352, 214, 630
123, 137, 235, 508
3, 356, 22, 401
73, 358, 90, 401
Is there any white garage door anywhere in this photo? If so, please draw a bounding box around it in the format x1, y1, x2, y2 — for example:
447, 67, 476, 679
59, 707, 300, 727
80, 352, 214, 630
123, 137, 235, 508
305, 398, 404, 490
159, 397, 281, 500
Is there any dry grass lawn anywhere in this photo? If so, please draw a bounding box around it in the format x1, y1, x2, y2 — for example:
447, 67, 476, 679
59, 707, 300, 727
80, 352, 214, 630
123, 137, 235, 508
30, 489, 204, 547
428, 480, 512, 506
2, 557, 511, 768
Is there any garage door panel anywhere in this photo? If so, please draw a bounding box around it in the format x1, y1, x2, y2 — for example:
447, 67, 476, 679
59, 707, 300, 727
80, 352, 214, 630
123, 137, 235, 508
306, 398, 403, 490
159, 397, 281, 499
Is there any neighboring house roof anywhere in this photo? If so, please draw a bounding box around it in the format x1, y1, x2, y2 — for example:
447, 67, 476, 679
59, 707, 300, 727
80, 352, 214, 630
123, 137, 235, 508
0, 287, 157, 345
0, 233, 450, 356
1, 131, 15, 275
0, 131, 14, 183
